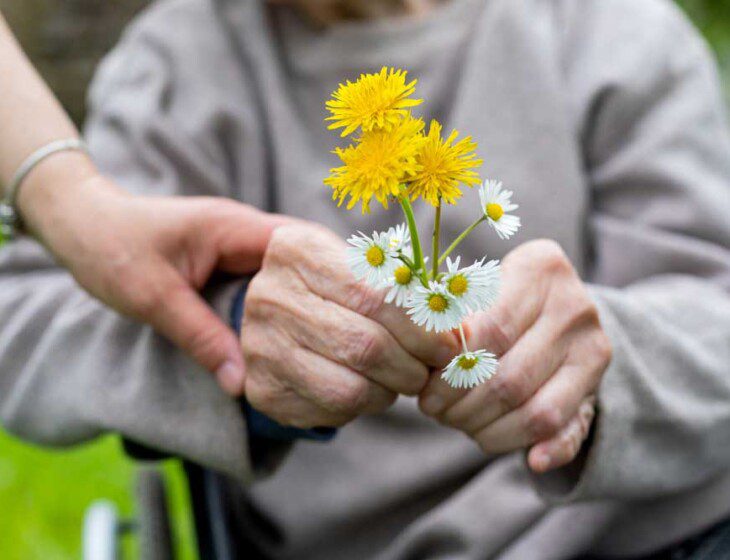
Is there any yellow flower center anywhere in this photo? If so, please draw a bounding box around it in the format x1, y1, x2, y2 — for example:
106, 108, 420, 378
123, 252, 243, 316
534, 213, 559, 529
366, 246, 385, 267
428, 294, 449, 313
486, 203, 504, 221
394, 265, 412, 285
448, 274, 469, 296
457, 355, 478, 370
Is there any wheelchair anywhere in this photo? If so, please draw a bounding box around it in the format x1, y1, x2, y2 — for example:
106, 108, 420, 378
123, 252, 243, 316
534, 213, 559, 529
82, 439, 282, 560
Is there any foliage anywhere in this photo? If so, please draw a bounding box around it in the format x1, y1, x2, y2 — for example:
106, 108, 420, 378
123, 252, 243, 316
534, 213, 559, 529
0, 430, 196, 559
677, 0, 730, 104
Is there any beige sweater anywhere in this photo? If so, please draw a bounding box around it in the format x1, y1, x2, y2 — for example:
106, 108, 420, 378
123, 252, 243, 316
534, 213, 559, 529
2, 0, 730, 558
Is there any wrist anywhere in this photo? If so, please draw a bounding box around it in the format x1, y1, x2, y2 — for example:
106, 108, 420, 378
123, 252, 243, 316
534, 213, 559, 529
17, 151, 123, 253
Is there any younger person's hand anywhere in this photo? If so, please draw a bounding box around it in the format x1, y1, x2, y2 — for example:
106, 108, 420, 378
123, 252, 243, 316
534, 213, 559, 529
418, 240, 611, 472
20, 164, 290, 395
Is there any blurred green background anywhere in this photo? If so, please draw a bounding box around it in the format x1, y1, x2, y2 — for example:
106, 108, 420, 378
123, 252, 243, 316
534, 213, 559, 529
0, 1, 728, 558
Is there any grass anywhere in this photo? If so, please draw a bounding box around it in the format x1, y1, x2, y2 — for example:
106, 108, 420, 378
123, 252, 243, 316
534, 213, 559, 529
0, 430, 197, 559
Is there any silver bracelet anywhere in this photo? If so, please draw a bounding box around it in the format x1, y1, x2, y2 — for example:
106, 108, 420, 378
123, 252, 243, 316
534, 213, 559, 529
1, 138, 89, 239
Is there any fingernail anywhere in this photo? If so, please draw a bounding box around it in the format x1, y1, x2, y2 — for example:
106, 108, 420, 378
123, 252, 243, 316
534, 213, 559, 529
421, 394, 445, 416
531, 451, 551, 473
216, 360, 245, 395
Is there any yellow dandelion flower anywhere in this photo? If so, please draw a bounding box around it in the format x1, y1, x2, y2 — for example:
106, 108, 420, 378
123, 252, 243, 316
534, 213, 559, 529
407, 120, 483, 207
325, 116, 425, 213
325, 67, 423, 137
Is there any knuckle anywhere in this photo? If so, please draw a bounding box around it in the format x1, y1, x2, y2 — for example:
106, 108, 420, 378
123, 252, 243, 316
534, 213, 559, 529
243, 277, 286, 319
492, 375, 529, 412
526, 402, 564, 440
475, 314, 513, 356
240, 329, 266, 361
574, 298, 600, 325
532, 240, 570, 274
342, 329, 385, 371
244, 378, 278, 415
326, 377, 370, 414
265, 226, 300, 264
118, 267, 166, 319
558, 295, 601, 333
129, 286, 161, 318
185, 323, 225, 360
348, 281, 385, 318
398, 366, 429, 396
364, 388, 398, 415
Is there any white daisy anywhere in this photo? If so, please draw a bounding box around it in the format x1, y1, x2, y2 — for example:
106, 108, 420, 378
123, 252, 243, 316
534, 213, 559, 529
384, 262, 421, 307
443, 256, 501, 314
385, 223, 411, 253
347, 230, 400, 287
478, 179, 521, 240
441, 349, 498, 389
405, 281, 465, 332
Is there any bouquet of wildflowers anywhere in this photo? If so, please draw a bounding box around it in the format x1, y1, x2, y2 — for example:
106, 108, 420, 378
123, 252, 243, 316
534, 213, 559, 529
324, 67, 521, 389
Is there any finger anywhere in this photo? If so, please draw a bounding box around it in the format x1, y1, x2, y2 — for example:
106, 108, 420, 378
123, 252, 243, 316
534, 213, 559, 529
293, 298, 431, 395
144, 268, 246, 395
243, 332, 397, 427
277, 224, 459, 367
471, 359, 601, 454
421, 312, 569, 422
244, 274, 429, 395
204, 201, 298, 274
528, 396, 596, 473
417, 249, 556, 414
465, 252, 550, 356
325, 272, 459, 369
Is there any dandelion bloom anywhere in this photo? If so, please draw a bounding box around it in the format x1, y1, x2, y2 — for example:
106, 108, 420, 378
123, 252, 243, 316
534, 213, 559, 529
408, 120, 482, 207
325, 67, 423, 137
325, 116, 425, 213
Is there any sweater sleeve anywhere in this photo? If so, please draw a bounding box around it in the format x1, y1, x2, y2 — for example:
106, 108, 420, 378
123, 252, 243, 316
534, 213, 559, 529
534, 0, 730, 501
0, 4, 256, 483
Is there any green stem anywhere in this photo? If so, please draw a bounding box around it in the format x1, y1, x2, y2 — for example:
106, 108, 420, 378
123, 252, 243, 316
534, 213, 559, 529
438, 215, 486, 267
396, 253, 417, 271
398, 189, 428, 285
431, 200, 441, 279
458, 324, 469, 354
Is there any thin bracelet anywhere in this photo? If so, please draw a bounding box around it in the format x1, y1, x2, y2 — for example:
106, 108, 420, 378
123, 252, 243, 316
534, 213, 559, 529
0, 138, 89, 239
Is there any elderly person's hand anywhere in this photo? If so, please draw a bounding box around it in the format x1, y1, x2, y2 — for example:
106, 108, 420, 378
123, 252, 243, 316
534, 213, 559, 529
418, 240, 612, 473
241, 223, 459, 428
21, 164, 290, 396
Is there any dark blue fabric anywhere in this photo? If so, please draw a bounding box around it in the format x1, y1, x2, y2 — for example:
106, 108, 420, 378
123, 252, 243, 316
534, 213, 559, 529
231, 281, 337, 443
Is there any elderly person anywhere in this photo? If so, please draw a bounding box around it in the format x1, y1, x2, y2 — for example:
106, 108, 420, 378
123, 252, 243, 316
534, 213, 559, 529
2, 0, 730, 558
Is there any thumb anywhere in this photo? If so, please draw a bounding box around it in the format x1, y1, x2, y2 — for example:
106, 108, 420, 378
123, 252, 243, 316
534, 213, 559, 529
209, 203, 300, 274
144, 270, 246, 395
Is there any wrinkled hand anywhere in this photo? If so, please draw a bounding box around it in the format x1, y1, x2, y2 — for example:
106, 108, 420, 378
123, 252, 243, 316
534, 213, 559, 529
419, 240, 612, 472
242, 223, 458, 428
22, 170, 289, 395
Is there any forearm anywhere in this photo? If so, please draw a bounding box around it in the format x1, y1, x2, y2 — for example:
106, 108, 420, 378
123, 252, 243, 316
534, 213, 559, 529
0, 13, 81, 188
0, 13, 124, 256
